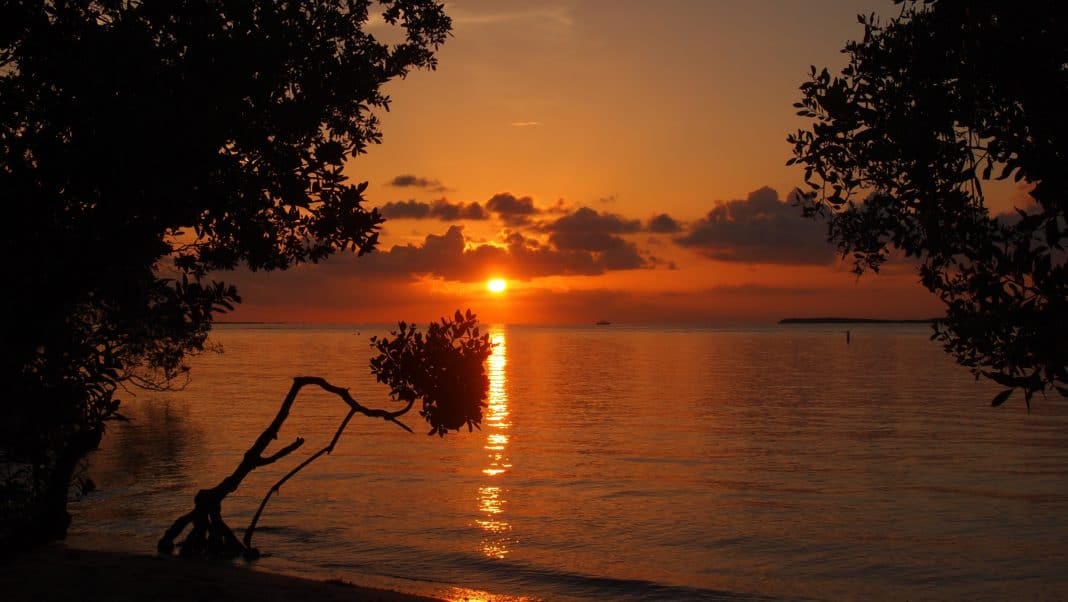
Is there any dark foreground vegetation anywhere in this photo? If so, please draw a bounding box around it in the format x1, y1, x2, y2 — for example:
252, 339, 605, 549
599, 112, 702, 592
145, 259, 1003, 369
790, 0, 1067, 407
1, 0, 452, 547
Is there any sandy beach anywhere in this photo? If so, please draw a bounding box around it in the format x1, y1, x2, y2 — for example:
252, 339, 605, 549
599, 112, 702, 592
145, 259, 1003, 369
1, 545, 444, 602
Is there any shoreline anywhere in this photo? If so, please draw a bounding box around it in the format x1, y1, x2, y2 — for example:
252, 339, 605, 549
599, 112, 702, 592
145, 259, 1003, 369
778, 317, 936, 324
1, 545, 444, 602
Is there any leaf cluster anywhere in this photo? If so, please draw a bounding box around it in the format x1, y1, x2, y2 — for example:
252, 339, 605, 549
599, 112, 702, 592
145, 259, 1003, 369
787, 0, 1066, 406
0, 0, 451, 537
370, 310, 494, 436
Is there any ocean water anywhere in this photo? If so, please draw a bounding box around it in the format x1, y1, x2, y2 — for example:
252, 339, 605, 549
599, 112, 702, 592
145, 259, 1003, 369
68, 324, 1068, 601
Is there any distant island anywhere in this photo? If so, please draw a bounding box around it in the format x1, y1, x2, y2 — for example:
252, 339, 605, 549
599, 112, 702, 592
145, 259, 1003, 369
779, 317, 938, 324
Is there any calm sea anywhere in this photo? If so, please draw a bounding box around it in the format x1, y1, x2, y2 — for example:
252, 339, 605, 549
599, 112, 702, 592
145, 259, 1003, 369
68, 324, 1068, 601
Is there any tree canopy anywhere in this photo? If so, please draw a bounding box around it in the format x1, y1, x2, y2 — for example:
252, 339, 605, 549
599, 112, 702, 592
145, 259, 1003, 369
0, 0, 450, 543
788, 0, 1066, 407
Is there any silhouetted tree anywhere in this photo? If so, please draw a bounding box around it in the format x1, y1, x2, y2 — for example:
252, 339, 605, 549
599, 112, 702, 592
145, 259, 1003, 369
158, 312, 492, 559
788, 0, 1066, 406
0, 0, 450, 545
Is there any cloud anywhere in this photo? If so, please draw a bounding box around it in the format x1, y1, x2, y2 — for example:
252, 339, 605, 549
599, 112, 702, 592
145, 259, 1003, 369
510, 121, 542, 127
294, 219, 653, 284
522, 206, 647, 270
388, 174, 449, 192
647, 213, 682, 233
379, 199, 487, 221
376, 195, 668, 272
546, 207, 642, 236
674, 187, 835, 264
499, 229, 646, 275
486, 192, 540, 225
362, 225, 651, 281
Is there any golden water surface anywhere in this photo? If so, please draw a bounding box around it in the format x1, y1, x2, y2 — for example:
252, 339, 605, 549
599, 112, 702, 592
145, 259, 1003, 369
70, 324, 1068, 601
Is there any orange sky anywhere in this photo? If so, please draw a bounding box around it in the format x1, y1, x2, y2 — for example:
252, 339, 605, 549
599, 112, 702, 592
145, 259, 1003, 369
224, 1, 1025, 325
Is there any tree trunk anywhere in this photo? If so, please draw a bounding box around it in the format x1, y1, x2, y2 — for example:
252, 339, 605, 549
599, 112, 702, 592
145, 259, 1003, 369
6, 428, 101, 547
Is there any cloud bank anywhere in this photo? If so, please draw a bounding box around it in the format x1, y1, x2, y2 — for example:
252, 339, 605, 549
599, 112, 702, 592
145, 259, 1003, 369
674, 187, 834, 264
379, 199, 487, 221
363, 225, 652, 281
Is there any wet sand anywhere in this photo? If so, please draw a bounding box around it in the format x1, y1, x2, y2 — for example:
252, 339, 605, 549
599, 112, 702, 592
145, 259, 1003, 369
1, 545, 444, 602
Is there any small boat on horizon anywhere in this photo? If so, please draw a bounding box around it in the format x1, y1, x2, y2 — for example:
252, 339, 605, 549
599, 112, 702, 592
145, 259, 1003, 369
595, 320, 611, 326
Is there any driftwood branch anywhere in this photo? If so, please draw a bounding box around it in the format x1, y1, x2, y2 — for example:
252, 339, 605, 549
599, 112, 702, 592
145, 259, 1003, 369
259, 438, 305, 466
242, 408, 357, 552
157, 376, 415, 559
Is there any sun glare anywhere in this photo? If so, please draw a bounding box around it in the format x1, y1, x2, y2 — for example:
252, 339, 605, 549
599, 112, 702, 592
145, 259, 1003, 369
487, 278, 507, 294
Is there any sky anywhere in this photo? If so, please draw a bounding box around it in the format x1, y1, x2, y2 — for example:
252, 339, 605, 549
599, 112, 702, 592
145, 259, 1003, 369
224, 0, 1024, 325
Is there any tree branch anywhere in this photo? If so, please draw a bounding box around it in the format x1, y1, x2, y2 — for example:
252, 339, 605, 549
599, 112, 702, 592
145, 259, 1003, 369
159, 375, 417, 558
243, 408, 357, 554
258, 437, 305, 466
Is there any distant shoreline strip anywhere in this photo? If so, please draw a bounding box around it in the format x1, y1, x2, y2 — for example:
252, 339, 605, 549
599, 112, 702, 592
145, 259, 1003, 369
778, 317, 938, 324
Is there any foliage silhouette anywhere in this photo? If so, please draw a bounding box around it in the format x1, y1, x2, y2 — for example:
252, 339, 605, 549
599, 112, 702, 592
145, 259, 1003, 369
158, 312, 492, 559
788, 0, 1066, 407
0, 0, 450, 545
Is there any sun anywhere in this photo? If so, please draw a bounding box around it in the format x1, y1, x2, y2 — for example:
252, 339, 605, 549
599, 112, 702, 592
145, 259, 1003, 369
487, 278, 507, 294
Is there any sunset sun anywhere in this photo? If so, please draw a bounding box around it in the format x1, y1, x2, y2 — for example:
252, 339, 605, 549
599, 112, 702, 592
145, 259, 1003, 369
487, 278, 507, 294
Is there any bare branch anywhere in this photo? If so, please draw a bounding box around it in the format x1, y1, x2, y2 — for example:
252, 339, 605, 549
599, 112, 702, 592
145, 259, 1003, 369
258, 437, 305, 466
159, 375, 418, 558
243, 408, 358, 553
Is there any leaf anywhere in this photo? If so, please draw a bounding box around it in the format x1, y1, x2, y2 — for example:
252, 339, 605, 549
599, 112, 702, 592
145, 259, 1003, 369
982, 370, 1022, 387
990, 389, 1013, 407
998, 162, 1016, 180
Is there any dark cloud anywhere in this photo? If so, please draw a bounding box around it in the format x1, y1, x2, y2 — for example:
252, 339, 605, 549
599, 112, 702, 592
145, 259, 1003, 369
538, 207, 644, 268
379, 199, 487, 221
379, 199, 430, 219
674, 187, 834, 264
334, 224, 651, 282
546, 207, 642, 237
486, 192, 540, 225
388, 174, 449, 192
256, 197, 659, 288
647, 213, 682, 233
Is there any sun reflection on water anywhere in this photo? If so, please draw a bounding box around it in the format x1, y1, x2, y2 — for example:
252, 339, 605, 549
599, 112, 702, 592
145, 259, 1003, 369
441, 586, 536, 602
476, 326, 513, 559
